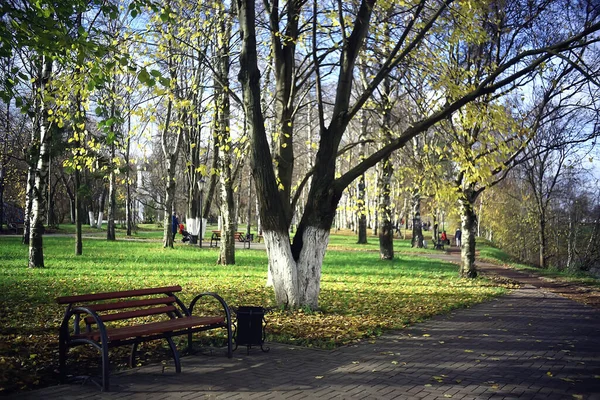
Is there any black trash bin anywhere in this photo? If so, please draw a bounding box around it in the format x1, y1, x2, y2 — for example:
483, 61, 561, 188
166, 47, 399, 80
234, 306, 270, 354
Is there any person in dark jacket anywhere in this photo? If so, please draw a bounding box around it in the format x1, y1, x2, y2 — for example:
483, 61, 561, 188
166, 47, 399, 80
171, 212, 179, 241
455, 228, 462, 247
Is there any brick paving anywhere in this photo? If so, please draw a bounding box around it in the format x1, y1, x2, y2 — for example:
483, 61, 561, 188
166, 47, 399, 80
11, 257, 600, 400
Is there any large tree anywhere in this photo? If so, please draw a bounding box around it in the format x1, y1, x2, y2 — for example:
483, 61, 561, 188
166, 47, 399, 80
237, 0, 600, 309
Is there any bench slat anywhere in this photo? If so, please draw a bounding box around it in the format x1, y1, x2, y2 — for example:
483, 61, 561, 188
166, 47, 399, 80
76, 316, 225, 342
83, 296, 178, 312
56, 286, 182, 304
84, 305, 178, 324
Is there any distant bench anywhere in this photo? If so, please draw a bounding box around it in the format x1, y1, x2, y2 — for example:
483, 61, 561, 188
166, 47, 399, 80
56, 286, 232, 391
7, 222, 24, 234
211, 231, 254, 248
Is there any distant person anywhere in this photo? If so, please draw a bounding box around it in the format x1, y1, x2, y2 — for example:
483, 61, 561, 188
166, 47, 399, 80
171, 212, 179, 241
455, 228, 462, 247
441, 230, 448, 245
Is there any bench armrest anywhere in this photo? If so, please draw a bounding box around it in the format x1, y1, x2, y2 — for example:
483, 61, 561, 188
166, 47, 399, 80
60, 305, 109, 346
188, 292, 232, 324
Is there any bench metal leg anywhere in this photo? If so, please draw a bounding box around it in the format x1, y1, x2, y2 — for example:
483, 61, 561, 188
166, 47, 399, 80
166, 336, 181, 373
129, 342, 139, 368
101, 343, 110, 391
58, 336, 67, 384
187, 331, 193, 354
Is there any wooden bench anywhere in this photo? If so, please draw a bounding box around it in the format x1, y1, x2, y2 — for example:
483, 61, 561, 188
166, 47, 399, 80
210, 231, 221, 247
211, 231, 253, 248
56, 285, 232, 391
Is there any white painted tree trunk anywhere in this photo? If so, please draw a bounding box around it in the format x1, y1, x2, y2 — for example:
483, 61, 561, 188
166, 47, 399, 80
265, 227, 329, 309
88, 211, 95, 227
96, 212, 103, 229
296, 227, 329, 307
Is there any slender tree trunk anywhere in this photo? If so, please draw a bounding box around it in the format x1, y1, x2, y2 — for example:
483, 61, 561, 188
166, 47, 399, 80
379, 155, 394, 259
96, 186, 106, 229
411, 192, 423, 248
0, 69, 9, 232
107, 164, 116, 240
0, 163, 4, 231
357, 109, 367, 244
161, 98, 176, 248
216, 6, 235, 265
357, 173, 367, 244
378, 70, 394, 259
23, 147, 37, 244
459, 193, 478, 278
28, 56, 53, 268
46, 168, 55, 227
125, 151, 132, 236
246, 174, 252, 235
538, 210, 546, 268
75, 169, 82, 255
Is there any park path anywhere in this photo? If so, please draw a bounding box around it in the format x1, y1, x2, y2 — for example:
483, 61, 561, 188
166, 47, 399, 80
10, 249, 600, 400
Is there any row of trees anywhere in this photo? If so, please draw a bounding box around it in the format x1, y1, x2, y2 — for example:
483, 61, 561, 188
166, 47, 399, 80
1, 0, 599, 308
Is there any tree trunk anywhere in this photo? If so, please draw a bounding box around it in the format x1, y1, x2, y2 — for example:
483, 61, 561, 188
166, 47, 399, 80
216, 5, 235, 265
411, 192, 423, 248
357, 173, 367, 244
459, 194, 478, 278
0, 163, 4, 231
378, 156, 394, 259
46, 170, 56, 227
538, 210, 546, 268
28, 56, 53, 268
0, 93, 8, 232
246, 174, 252, 235
23, 147, 37, 244
357, 109, 368, 244
75, 169, 82, 255
107, 165, 116, 240
163, 151, 177, 248
378, 71, 394, 259
161, 97, 178, 248
125, 162, 132, 236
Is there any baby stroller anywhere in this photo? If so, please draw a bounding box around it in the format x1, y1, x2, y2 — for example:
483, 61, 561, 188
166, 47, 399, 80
179, 223, 192, 243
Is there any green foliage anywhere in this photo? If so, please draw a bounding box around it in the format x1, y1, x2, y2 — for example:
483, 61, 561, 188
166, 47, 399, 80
0, 232, 506, 394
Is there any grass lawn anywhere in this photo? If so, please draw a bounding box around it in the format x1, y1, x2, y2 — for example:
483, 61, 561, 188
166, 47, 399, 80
0, 227, 507, 394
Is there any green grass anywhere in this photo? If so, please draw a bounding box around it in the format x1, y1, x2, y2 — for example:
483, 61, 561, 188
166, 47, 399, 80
0, 229, 506, 394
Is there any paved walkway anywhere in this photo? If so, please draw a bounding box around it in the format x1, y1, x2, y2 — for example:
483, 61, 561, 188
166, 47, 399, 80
12, 256, 600, 400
